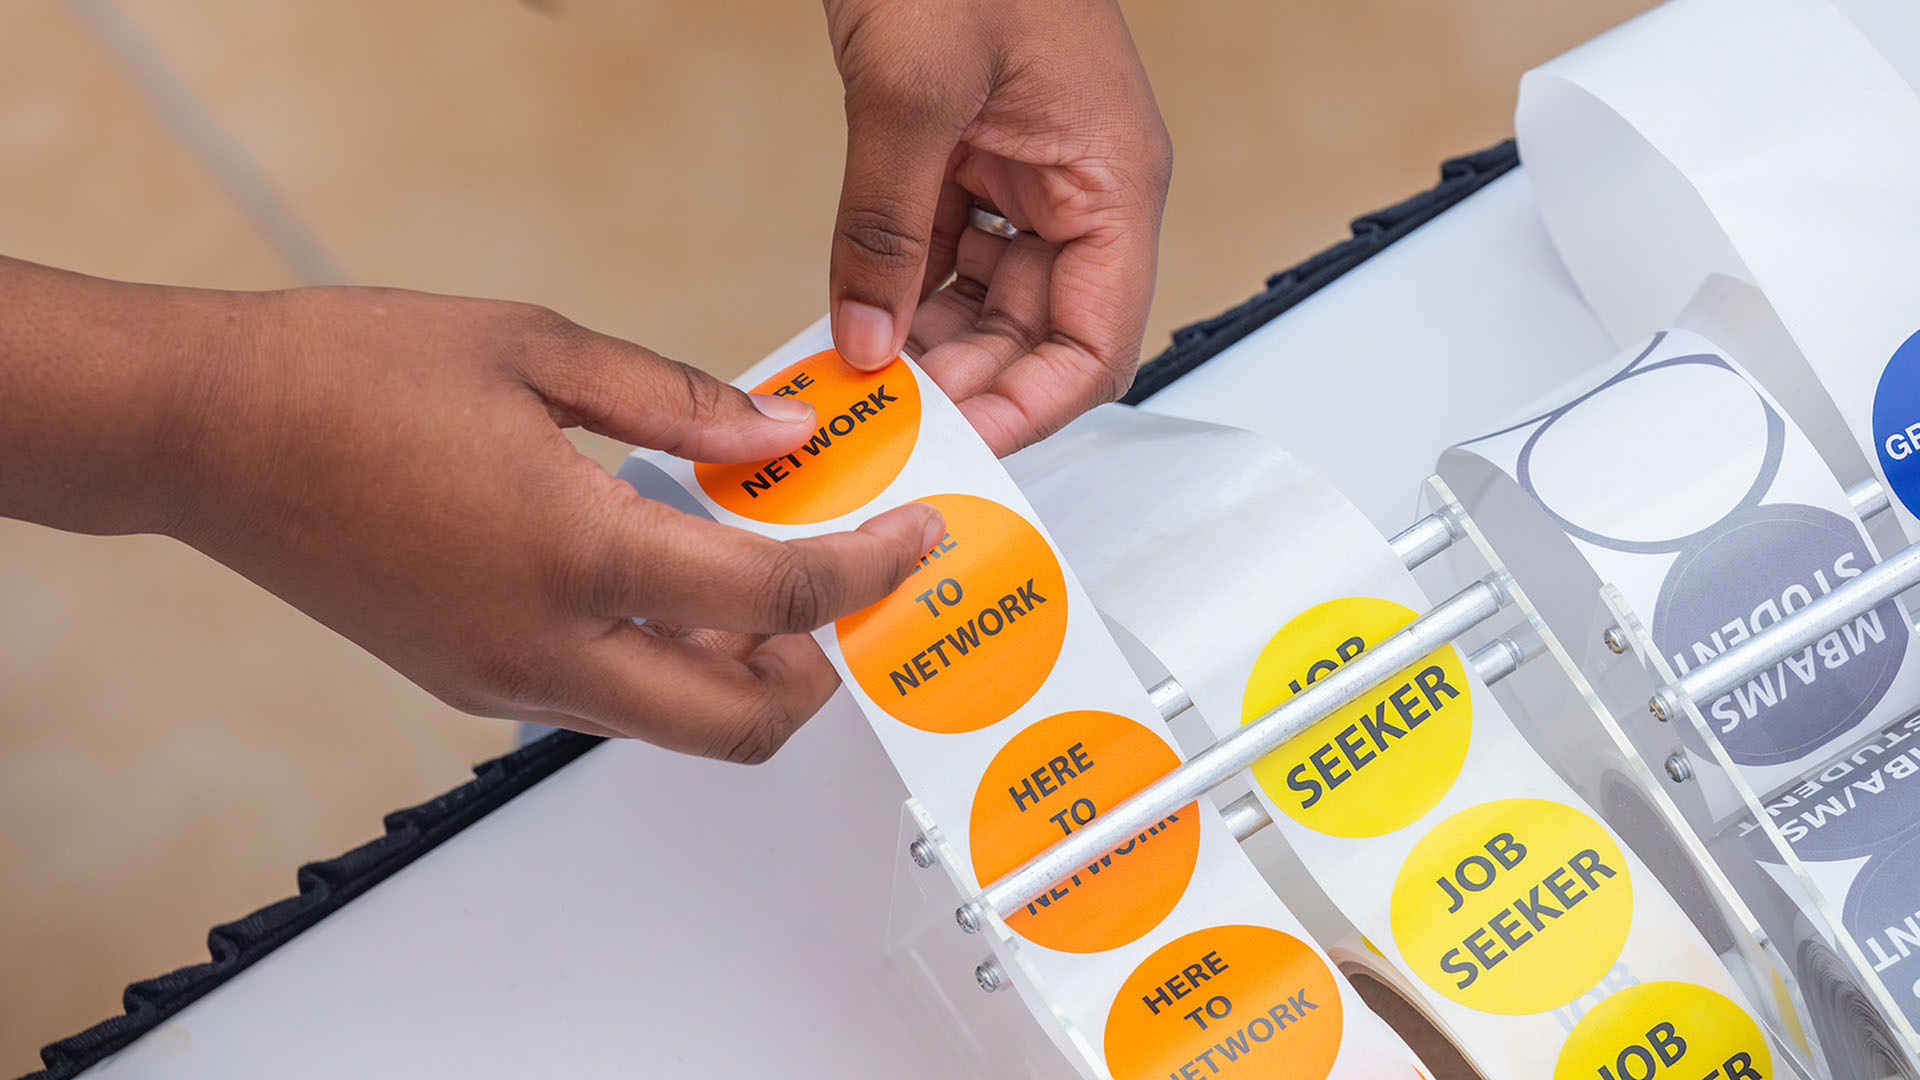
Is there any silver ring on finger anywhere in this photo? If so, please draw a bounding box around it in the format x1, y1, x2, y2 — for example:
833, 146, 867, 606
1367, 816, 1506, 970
968, 205, 1022, 239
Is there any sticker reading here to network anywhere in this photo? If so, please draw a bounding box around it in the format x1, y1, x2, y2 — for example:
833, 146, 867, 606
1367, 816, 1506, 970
1104, 924, 1344, 1080
1243, 597, 1473, 837
838, 493, 1068, 733
1390, 798, 1634, 1015
969, 711, 1199, 953
1553, 982, 1770, 1080
696, 349, 922, 524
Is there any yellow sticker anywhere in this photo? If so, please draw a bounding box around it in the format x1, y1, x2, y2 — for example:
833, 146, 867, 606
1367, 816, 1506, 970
1554, 982, 1771, 1080
1243, 596, 1473, 837
1390, 798, 1634, 1014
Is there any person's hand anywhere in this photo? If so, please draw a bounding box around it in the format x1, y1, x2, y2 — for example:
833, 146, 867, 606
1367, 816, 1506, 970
0, 261, 940, 762
188, 288, 948, 761
823, 0, 1172, 455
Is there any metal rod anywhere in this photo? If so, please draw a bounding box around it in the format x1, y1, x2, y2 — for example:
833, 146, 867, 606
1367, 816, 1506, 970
1144, 511, 1461, 724
1467, 632, 1538, 686
1848, 478, 1890, 521
1651, 538, 1920, 721
1147, 676, 1191, 722
1221, 633, 1538, 843
1389, 510, 1461, 572
1217, 790, 1269, 842
960, 575, 1509, 930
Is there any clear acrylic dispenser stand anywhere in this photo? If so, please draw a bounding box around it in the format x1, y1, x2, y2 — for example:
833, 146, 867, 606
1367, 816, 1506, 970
883, 476, 1843, 1080
1415, 474, 1826, 1079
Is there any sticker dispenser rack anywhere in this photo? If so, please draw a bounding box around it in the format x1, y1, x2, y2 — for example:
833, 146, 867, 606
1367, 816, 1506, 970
890, 478, 1920, 1080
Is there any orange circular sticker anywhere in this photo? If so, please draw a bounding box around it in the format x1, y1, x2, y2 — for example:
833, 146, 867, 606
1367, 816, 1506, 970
1106, 924, 1344, 1080
695, 349, 922, 524
837, 493, 1068, 733
970, 711, 1198, 953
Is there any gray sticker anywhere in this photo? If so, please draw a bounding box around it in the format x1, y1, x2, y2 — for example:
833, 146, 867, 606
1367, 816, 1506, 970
1844, 835, 1920, 1031
1653, 503, 1907, 767
1758, 711, 1920, 862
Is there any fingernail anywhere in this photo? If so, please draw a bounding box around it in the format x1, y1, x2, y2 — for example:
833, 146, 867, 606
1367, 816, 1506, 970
918, 506, 947, 552
835, 299, 897, 370
750, 392, 813, 423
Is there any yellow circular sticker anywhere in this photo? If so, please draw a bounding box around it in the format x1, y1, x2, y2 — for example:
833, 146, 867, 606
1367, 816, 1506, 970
1390, 798, 1633, 1014
1243, 596, 1473, 837
1554, 982, 1770, 1080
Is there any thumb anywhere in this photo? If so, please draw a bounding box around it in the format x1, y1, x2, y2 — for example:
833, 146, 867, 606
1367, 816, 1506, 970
830, 102, 971, 371
535, 325, 818, 464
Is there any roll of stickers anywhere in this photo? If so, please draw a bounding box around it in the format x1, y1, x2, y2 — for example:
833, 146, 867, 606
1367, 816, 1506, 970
1516, 0, 1920, 536
647, 325, 1425, 1080
1447, 329, 1920, 801
1444, 329, 1920, 1038
1009, 406, 1775, 1079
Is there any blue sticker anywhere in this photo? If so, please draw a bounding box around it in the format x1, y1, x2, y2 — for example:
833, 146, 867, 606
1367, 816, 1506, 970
1875, 329, 1920, 518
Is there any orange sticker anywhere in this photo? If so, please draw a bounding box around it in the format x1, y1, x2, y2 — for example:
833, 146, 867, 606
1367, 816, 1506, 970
1106, 924, 1344, 1080
695, 349, 922, 524
837, 493, 1068, 733
970, 711, 1199, 953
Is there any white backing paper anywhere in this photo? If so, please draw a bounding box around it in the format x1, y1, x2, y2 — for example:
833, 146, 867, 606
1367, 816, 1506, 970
1517, 0, 1920, 539
1011, 405, 1768, 1078
647, 326, 1422, 1080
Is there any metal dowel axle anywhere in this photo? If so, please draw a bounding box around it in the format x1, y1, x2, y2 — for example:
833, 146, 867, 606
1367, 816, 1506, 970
955, 494, 1908, 932
922, 629, 1533, 871
960, 574, 1510, 931
1218, 632, 1537, 842
1387, 508, 1463, 572
1144, 510, 1460, 723
1848, 477, 1890, 521
1651, 538, 1920, 722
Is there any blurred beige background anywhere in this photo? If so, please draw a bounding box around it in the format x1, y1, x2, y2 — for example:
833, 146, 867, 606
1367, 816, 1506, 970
0, 0, 1654, 1072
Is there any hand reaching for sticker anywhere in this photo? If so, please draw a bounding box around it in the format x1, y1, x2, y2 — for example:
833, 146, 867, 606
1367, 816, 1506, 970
0, 258, 940, 761
823, 0, 1173, 455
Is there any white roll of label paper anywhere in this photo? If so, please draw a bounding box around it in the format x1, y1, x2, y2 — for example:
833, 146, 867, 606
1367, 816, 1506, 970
1446, 327, 1920, 1045
1008, 405, 1776, 1079
645, 324, 1426, 1080
1517, 0, 1920, 540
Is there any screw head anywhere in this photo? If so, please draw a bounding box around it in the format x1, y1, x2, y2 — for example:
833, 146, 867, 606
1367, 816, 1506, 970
908, 837, 935, 869
1649, 695, 1672, 723
1665, 753, 1694, 783
975, 959, 1006, 993
956, 903, 983, 934
1603, 625, 1628, 655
